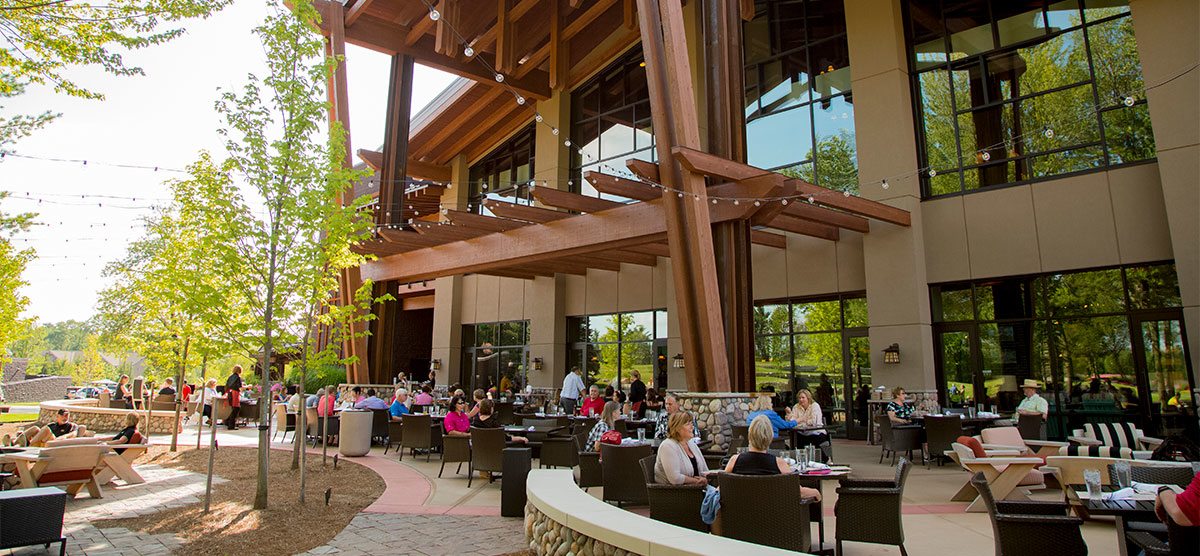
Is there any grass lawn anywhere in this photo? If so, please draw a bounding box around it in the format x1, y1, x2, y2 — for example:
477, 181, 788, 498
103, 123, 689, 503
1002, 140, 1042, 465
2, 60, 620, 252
3, 402, 41, 405
0, 413, 36, 423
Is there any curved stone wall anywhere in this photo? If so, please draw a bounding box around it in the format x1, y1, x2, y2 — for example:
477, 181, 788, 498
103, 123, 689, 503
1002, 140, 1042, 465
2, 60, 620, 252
38, 398, 183, 434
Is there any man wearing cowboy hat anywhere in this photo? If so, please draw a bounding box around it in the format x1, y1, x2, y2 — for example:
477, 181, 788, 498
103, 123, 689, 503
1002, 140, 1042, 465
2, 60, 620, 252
1015, 379, 1048, 420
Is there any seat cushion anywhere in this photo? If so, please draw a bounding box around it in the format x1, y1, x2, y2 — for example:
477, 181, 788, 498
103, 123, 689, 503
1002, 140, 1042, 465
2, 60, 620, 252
1084, 423, 1138, 449
958, 436, 987, 458
1018, 468, 1044, 486
980, 427, 1024, 449
1061, 444, 1133, 458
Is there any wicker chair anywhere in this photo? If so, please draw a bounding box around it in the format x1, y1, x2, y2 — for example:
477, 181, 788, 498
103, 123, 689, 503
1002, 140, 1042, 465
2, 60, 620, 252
876, 415, 922, 466
149, 394, 174, 412
1017, 413, 1045, 440
495, 402, 516, 425
467, 427, 506, 487
969, 471, 1087, 556
538, 433, 578, 469
717, 472, 814, 553
1125, 513, 1200, 556
637, 455, 708, 532
573, 417, 598, 436
399, 414, 434, 461
835, 458, 912, 555
575, 431, 602, 490
614, 419, 629, 437
923, 415, 963, 467
599, 443, 652, 507
522, 418, 557, 428
440, 434, 471, 478
727, 424, 749, 455
272, 405, 296, 443
1114, 464, 1197, 488
383, 420, 404, 455
370, 409, 390, 446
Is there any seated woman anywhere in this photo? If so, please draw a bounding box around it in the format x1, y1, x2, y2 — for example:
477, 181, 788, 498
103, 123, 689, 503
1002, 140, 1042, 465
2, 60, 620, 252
443, 395, 471, 436
745, 395, 798, 438
653, 411, 708, 486
466, 389, 487, 419
18, 409, 90, 446
107, 413, 142, 454
724, 416, 822, 501
886, 387, 915, 424
586, 401, 621, 452
788, 388, 830, 460
470, 400, 528, 444
643, 388, 663, 414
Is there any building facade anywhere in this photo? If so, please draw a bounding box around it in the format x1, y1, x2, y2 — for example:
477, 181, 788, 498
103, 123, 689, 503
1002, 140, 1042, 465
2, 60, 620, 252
337, 0, 1197, 440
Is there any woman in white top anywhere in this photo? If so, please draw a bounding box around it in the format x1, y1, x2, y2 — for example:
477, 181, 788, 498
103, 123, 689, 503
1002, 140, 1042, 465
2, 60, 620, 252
788, 388, 831, 461
202, 379, 219, 426
653, 411, 709, 486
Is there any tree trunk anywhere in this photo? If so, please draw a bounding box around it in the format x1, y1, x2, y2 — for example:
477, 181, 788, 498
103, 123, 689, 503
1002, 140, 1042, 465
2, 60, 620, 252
171, 336, 190, 451
196, 355, 208, 450
256, 244, 279, 510
205, 396, 219, 513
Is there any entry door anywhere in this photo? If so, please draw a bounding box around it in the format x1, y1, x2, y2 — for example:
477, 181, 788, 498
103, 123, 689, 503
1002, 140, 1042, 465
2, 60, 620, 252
934, 324, 979, 408
844, 332, 871, 440
1131, 313, 1195, 437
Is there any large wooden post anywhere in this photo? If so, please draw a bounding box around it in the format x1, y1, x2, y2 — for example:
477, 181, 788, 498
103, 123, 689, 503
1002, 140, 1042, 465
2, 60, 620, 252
328, 4, 370, 383
704, 0, 755, 393
636, 0, 730, 392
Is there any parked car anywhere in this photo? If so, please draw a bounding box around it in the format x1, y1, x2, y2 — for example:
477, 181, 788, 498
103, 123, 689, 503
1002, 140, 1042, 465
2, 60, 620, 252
67, 386, 107, 399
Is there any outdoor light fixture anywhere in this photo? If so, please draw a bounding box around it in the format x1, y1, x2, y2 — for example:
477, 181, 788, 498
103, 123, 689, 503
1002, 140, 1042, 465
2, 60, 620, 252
672, 354, 685, 369
533, 357, 544, 371
882, 344, 901, 364
431, 359, 441, 371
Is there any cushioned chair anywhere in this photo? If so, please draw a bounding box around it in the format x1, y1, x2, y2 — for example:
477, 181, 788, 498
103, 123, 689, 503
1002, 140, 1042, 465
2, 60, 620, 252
399, 414, 434, 461
149, 395, 174, 412
923, 415, 964, 467
980, 426, 1068, 461
835, 458, 912, 556
637, 455, 708, 532
574, 431, 602, 490
467, 427, 507, 488
950, 439, 1044, 512
970, 471, 1087, 556
440, 434, 471, 478
719, 471, 814, 553
1069, 422, 1162, 459
599, 443, 652, 507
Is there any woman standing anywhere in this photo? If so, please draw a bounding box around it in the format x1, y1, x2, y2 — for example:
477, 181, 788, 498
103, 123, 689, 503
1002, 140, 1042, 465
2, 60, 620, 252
653, 411, 709, 485
202, 379, 219, 426
628, 369, 647, 417
789, 389, 830, 461
886, 387, 914, 424
586, 401, 621, 451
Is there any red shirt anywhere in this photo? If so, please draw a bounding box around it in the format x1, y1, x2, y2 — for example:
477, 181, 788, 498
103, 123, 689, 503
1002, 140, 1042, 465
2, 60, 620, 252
580, 397, 606, 417
181, 385, 192, 401
1175, 472, 1200, 525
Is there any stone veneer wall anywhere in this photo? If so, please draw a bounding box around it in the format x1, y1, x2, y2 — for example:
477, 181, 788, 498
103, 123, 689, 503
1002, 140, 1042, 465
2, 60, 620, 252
38, 399, 182, 434
525, 503, 638, 556
2, 375, 71, 403
676, 392, 764, 452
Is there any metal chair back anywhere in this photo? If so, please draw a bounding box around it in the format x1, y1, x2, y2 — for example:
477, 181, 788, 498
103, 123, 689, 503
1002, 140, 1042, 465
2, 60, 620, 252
718, 472, 812, 552
599, 443, 653, 506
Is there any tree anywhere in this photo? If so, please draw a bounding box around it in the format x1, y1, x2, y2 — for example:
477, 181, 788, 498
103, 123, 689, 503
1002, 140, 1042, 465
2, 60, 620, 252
0, 234, 33, 364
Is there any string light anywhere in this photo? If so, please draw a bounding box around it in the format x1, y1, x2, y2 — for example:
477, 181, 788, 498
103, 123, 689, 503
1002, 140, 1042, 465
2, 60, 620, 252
881, 180, 889, 190
463, 46, 474, 57
429, 9, 440, 21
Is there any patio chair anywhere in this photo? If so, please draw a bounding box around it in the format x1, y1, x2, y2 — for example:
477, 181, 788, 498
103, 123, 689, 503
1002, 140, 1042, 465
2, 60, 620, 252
637, 455, 707, 532
0, 487, 68, 556
950, 439, 1044, 512
574, 431, 602, 491
305, 408, 321, 439
313, 413, 340, 447
399, 414, 434, 462
1069, 422, 1162, 459
538, 432, 578, 469
521, 418, 557, 428
877, 415, 923, 466
835, 458, 912, 556
271, 405, 296, 443
1017, 413, 1045, 440
719, 471, 814, 553
440, 434, 471, 478
727, 424, 749, 455
370, 409, 390, 446
467, 427, 506, 488
923, 415, 964, 467
599, 443, 652, 507
149, 395, 174, 412
1125, 512, 1200, 556
969, 471, 1087, 556
980, 426, 1068, 461
495, 402, 516, 425
614, 419, 629, 437
383, 420, 403, 455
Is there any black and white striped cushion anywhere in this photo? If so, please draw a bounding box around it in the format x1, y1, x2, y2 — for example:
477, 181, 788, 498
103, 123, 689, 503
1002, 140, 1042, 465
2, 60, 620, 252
1085, 422, 1138, 448
1063, 444, 1130, 458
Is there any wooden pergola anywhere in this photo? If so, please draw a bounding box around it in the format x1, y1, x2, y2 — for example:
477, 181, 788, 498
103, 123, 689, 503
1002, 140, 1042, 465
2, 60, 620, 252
314, 0, 911, 391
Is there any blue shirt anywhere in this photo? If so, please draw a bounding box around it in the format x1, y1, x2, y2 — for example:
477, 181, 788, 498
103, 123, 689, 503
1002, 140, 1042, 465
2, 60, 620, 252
354, 396, 389, 410
747, 409, 797, 438
389, 400, 410, 419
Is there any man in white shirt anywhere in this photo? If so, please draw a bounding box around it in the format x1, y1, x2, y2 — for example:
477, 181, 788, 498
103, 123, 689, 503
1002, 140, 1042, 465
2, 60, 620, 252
1016, 379, 1049, 419
559, 367, 585, 415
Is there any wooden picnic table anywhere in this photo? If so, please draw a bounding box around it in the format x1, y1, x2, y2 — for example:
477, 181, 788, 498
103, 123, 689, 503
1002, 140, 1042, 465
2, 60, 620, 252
0, 444, 144, 497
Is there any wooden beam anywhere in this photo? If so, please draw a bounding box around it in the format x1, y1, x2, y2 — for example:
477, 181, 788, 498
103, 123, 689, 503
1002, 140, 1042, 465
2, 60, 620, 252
435, 0, 459, 56
623, 0, 636, 29
563, 0, 621, 41
483, 268, 545, 279
585, 171, 659, 200
765, 214, 840, 241
530, 184, 629, 213
465, 0, 539, 59
496, 0, 516, 73
438, 100, 528, 165
379, 54, 415, 228
315, 1, 551, 100
414, 85, 506, 159
484, 200, 571, 223
405, 1, 436, 45
549, 0, 569, 90
671, 146, 912, 226
750, 230, 787, 249
344, 0, 375, 26
357, 149, 451, 182
781, 202, 871, 234
449, 208, 664, 264
740, 0, 755, 21
444, 210, 528, 232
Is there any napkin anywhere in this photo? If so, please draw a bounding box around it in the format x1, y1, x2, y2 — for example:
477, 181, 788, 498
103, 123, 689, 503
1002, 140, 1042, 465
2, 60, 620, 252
1102, 487, 1136, 500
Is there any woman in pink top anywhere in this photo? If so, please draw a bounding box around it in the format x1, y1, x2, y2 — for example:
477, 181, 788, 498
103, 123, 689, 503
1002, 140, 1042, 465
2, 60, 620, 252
317, 385, 337, 417
413, 386, 434, 406
443, 396, 470, 435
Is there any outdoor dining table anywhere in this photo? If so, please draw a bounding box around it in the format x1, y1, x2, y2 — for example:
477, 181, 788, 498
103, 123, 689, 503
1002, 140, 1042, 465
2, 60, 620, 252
1066, 483, 1175, 556
793, 464, 852, 555
0, 445, 145, 492
503, 424, 570, 447
787, 425, 828, 451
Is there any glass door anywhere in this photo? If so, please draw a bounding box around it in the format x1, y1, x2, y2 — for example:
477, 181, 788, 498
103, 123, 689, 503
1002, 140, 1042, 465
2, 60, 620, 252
845, 333, 871, 439
935, 324, 978, 408
1131, 314, 1195, 437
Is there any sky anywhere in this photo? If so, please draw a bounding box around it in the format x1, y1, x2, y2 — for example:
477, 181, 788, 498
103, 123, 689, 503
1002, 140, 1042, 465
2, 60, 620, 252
1, 2, 457, 325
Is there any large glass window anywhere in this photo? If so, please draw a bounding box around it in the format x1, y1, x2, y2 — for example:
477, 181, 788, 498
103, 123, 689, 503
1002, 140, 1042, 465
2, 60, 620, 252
462, 320, 529, 393
569, 49, 653, 201
467, 124, 536, 215
906, 0, 1154, 197
566, 310, 667, 391
931, 262, 1193, 438
743, 0, 858, 193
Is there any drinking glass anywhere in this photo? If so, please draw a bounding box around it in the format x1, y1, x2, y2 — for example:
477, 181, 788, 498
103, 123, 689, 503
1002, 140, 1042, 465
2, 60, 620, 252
806, 445, 817, 465
637, 428, 645, 442
1113, 461, 1132, 489
796, 448, 808, 472
1084, 469, 1103, 499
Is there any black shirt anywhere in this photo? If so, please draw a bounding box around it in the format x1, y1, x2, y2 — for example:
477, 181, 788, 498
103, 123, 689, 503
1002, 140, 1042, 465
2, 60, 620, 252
471, 415, 499, 429
225, 373, 242, 393
730, 451, 781, 475
158, 387, 175, 396
47, 422, 75, 437
629, 380, 646, 404
111, 426, 137, 454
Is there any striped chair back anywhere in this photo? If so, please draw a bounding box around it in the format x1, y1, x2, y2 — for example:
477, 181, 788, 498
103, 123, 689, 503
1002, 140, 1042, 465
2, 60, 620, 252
1061, 444, 1132, 458
1084, 422, 1138, 449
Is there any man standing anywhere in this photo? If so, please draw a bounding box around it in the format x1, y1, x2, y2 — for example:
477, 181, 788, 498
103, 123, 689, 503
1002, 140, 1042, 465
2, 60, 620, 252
224, 365, 243, 430
559, 366, 585, 415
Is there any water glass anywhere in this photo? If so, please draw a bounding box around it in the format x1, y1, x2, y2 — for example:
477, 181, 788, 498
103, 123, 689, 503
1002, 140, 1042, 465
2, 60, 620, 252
637, 428, 645, 442
796, 449, 809, 472
1113, 461, 1132, 489
806, 445, 817, 464
1084, 469, 1103, 499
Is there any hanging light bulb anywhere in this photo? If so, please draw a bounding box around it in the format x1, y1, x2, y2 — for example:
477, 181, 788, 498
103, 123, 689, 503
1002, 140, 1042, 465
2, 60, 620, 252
535, 114, 543, 123
733, 199, 739, 205
464, 46, 475, 57
843, 191, 851, 197
781, 199, 788, 205
516, 95, 525, 105
495, 74, 505, 83
429, 9, 440, 21
753, 200, 761, 206
552, 128, 560, 136
981, 151, 991, 161
677, 192, 683, 198
881, 179, 890, 190
1123, 96, 1135, 107
711, 199, 718, 204
928, 169, 937, 177
564, 139, 572, 147
1044, 129, 1054, 139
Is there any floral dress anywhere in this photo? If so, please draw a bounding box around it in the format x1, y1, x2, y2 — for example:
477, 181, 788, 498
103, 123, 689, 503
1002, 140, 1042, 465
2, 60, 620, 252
886, 401, 913, 419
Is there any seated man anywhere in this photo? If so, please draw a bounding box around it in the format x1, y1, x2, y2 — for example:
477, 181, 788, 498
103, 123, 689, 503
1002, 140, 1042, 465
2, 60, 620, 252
19, 409, 89, 446
1156, 471, 1200, 527
389, 389, 410, 421
354, 388, 389, 410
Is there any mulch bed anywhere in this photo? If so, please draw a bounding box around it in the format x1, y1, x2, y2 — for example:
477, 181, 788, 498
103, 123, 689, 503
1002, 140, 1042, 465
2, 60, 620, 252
96, 444, 385, 556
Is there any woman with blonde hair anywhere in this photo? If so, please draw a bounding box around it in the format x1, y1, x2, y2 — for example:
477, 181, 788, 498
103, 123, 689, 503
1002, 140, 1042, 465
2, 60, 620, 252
202, 378, 219, 426
745, 394, 798, 438
789, 388, 831, 461
653, 411, 708, 485
724, 416, 822, 501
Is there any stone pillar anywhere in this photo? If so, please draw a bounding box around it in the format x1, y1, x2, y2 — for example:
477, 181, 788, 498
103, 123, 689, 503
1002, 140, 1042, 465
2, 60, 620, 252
676, 392, 760, 451
1131, 0, 1200, 379
533, 90, 571, 191
528, 276, 566, 388
440, 154, 471, 215
431, 275, 463, 389
845, 0, 937, 392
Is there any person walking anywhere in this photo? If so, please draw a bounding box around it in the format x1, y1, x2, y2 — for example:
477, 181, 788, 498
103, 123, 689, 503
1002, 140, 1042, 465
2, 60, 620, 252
224, 365, 243, 430
559, 366, 585, 415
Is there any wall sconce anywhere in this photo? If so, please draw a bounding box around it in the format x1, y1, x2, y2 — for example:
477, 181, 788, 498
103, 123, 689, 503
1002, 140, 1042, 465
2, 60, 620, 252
882, 344, 900, 364
672, 354, 685, 369
430, 359, 442, 371
533, 357, 543, 371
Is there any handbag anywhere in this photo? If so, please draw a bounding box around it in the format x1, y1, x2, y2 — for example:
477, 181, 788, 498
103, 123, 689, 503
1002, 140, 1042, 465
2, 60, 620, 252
599, 429, 623, 445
